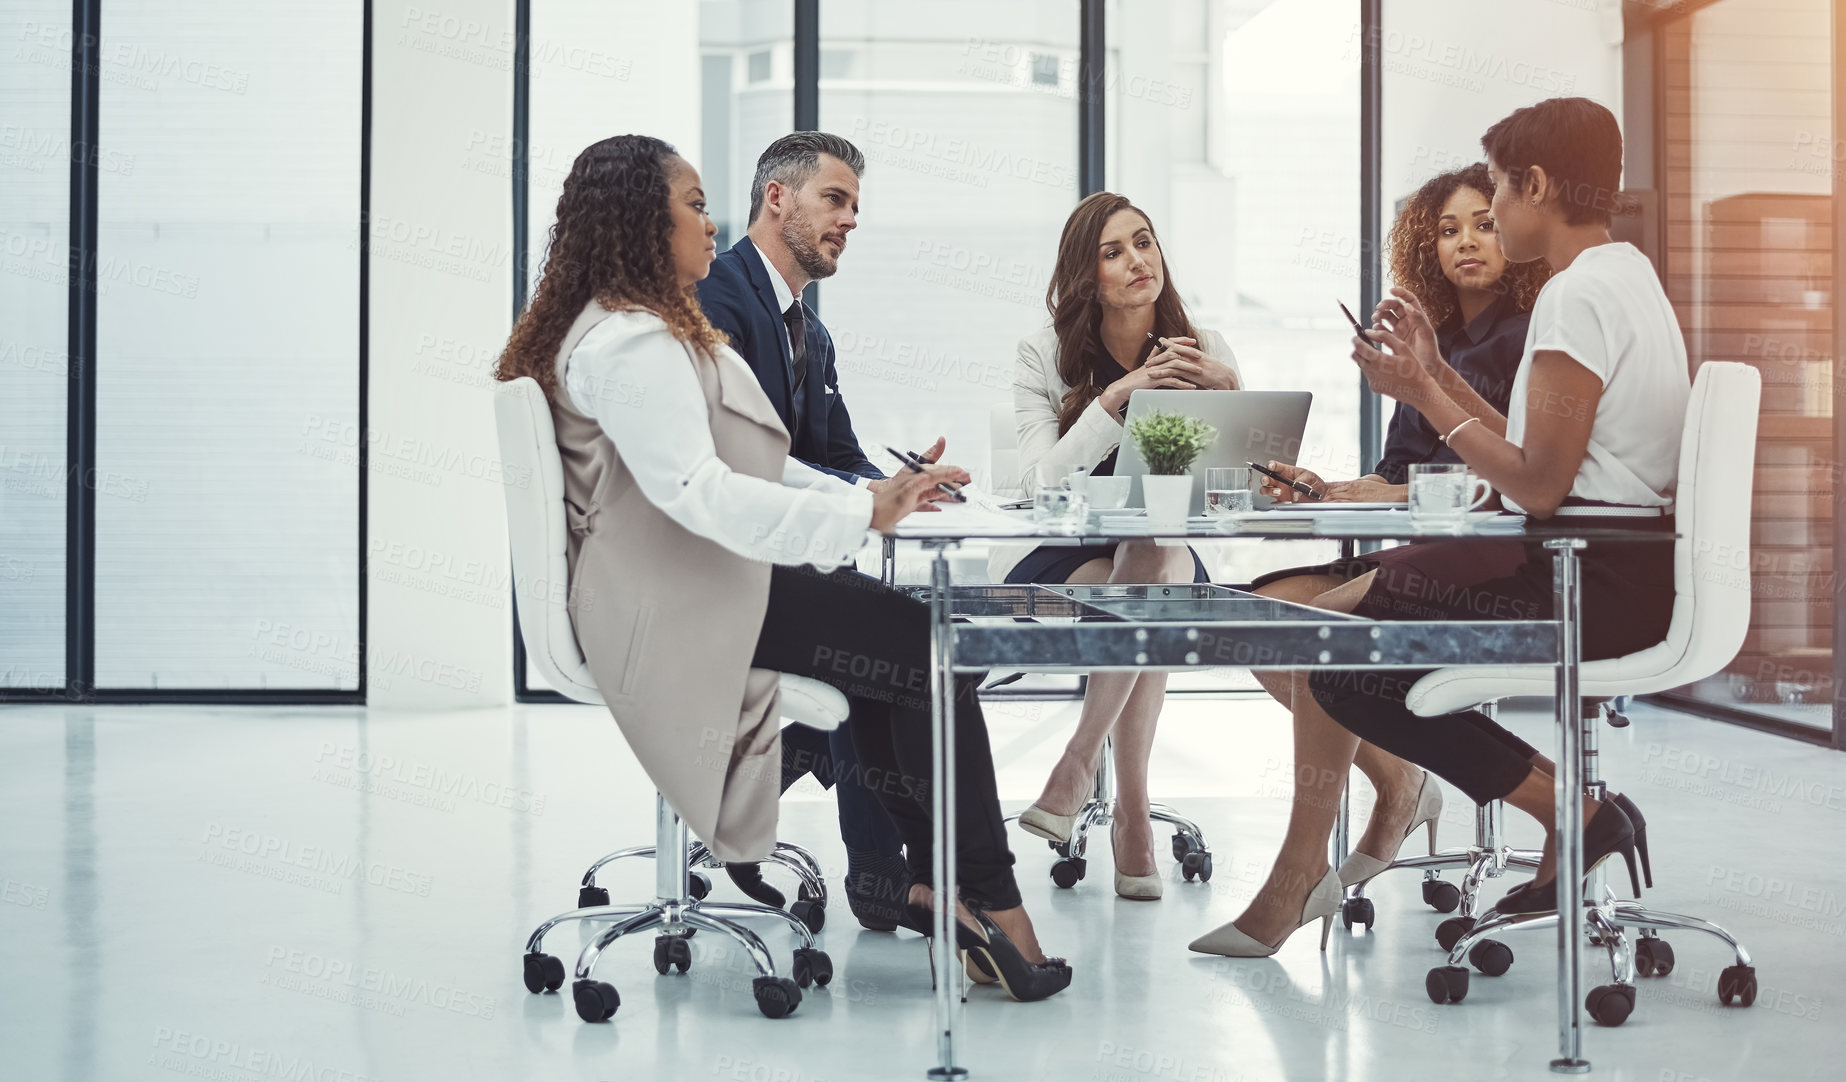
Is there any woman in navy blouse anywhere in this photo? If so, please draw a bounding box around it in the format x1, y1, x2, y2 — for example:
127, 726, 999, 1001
1265, 163, 1550, 502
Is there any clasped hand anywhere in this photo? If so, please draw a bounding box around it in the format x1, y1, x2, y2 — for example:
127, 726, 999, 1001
1101, 336, 1240, 416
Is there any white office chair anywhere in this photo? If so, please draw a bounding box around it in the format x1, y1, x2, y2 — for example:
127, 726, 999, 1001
984, 405, 1216, 888
1402, 362, 1760, 1026
495, 376, 850, 1021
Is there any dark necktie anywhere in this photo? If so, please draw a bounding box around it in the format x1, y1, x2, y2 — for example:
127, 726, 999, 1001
782, 300, 808, 395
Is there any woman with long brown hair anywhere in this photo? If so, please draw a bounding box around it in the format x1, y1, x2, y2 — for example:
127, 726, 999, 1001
998, 192, 1243, 900
497, 134, 1070, 1000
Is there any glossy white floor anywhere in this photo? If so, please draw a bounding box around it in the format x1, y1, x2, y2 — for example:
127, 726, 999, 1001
2, 695, 1842, 1082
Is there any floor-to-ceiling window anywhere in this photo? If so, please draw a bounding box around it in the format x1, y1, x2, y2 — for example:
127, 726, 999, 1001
0, 0, 71, 691
817, 0, 1080, 487
0, 1, 365, 699
93, 1, 362, 690
1653, 0, 1836, 736
1107, 0, 1360, 591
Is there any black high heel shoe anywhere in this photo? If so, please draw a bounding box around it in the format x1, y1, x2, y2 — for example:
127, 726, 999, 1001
962, 903, 1072, 1002
1608, 792, 1652, 890
901, 901, 999, 986
1497, 801, 1638, 915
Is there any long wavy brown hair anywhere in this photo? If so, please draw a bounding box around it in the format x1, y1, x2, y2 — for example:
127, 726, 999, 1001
1047, 192, 1198, 436
494, 135, 726, 398
1387, 162, 1551, 331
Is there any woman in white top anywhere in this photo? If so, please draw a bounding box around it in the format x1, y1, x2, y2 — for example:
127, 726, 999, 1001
1191, 98, 1686, 957
494, 135, 1070, 999
1006, 192, 1243, 900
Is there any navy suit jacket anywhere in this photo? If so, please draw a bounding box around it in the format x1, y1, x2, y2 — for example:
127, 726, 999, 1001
694, 237, 882, 484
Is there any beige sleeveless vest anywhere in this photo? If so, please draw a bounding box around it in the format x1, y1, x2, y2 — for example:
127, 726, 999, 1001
550, 301, 791, 861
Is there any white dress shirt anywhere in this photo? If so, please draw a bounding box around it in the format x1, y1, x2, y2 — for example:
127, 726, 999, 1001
752, 240, 799, 357
749, 240, 872, 488
564, 310, 873, 568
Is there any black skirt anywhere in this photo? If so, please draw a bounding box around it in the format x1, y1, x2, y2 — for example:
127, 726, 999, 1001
1005, 542, 1211, 586
1250, 520, 1676, 663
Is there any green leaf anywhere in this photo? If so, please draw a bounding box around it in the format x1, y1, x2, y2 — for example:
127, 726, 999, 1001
1125, 409, 1218, 476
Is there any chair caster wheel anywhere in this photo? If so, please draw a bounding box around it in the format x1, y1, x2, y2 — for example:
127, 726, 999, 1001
790, 899, 826, 934
578, 885, 610, 908
792, 947, 833, 988
1181, 851, 1212, 882
573, 979, 620, 1022
1171, 834, 1191, 862
753, 975, 803, 1018
688, 872, 712, 901
1634, 937, 1674, 977
1425, 965, 1469, 1004
1435, 915, 1476, 953
1341, 896, 1374, 931
798, 882, 824, 904
1050, 857, 1087, 889
1586, 983, 1636, 1026
1718, 964, 1757, 1007
522, 951, 565, 993
1468, 939, 1514, 977
652, 934, 692, 975
1422, 879, 1462, 913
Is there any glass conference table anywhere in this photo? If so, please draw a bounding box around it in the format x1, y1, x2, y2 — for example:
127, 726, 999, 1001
880, 508, 1670, 1078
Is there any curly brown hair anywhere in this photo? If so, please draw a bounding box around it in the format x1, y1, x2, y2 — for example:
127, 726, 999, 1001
1387, 162, 1551, 331
494, 135, 726, 398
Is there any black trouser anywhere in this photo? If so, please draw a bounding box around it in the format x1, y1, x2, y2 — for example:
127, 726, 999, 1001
1307, 534, 1674, 807
750, 565, 1021, 911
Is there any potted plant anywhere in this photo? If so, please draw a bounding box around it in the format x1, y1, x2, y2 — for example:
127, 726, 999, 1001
1126, 410, 1217, 526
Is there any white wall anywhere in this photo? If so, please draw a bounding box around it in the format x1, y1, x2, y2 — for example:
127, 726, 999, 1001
368, 0, 515, 707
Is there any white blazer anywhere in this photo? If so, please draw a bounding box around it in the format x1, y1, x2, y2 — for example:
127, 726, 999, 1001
991, 325, 1242, 582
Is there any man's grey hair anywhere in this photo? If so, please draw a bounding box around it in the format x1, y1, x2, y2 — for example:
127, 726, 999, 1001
747, 131, 865, 225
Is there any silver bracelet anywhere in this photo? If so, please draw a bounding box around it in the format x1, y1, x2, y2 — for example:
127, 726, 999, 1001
1440, 416, 1481, 444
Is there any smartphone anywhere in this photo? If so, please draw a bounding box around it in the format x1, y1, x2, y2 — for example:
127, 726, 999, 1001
1337, 300, 1369, 339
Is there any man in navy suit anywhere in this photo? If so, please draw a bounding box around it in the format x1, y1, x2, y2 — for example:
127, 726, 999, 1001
696, 131, 938, 931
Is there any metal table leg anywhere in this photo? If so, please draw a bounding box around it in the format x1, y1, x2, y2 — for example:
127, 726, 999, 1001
1547, 538, 1589, 1074
927, 544, 967, 1080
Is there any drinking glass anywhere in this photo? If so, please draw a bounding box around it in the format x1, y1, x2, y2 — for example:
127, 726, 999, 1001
1085, 474, 1132, 510
1407, 463, 1491, 529
1204, 467, 1253, 517
1033, 485, 1087, 533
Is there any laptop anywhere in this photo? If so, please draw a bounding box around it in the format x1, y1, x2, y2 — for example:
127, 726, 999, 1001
1116, 390, 1313, 514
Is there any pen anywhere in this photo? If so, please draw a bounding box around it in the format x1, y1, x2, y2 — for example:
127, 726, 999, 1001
884, 446, 967, 502
1247, 460, 1324, 501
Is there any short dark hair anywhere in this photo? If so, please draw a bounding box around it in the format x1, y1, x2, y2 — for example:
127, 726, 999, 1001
747, 131, 865, 225
1480, 97, 1624, 226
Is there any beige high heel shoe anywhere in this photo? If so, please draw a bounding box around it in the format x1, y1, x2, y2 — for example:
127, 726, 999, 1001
1111, 818, 1162, 901
1187, 868, 1342, 957
1336, 770, 1443, 889
1018, 803, 1079, 845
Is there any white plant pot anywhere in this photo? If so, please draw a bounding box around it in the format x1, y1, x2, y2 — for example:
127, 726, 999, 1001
1141, 473, 1193, 526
